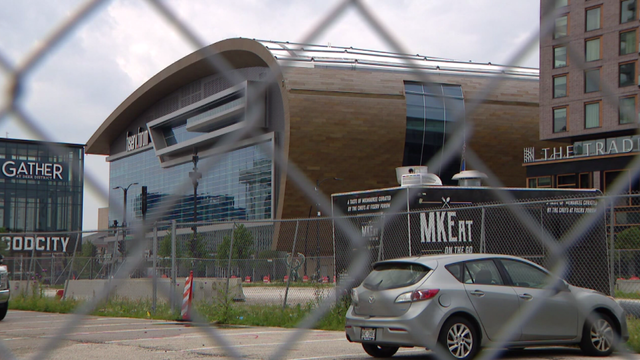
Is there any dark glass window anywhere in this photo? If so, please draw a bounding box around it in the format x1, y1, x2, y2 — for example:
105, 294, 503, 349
620, 96, 637, 124
464, 260, 503, 285
500, 259, 550, 288
553, 75, 567, 98
403, 82, 464, 184
364, 263, 430, 290
557, 174, 576, 187
553, 107, 567, 133
585, 68, 600, 93
620, 62, 637, 87
585, 102, 601, 129
110, 141, 273, 225
585, 38, 601, 62
555, 15, 568, 39
586, 7, 601, 31
554, 46, 567, 68
621, 30, 637, 55
622, 0, 637, 24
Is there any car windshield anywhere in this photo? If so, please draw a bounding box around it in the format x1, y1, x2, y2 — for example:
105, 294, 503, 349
362, 262, 430, 291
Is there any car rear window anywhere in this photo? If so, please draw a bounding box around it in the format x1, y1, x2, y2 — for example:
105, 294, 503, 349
363, 263, 430, 291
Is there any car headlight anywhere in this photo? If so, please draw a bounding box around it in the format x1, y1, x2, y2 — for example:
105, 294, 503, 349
0, 273, 8, 290
351, 288, 359, 304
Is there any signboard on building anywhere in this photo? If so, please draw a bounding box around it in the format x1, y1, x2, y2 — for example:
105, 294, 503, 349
0, 160, 68, 181
524, 135, 640, 163
126, 128, 151, 152
1, 235, 80, 254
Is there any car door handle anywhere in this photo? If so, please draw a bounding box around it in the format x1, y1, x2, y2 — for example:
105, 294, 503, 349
519, 293, 533, 300
470, 290, 485, 297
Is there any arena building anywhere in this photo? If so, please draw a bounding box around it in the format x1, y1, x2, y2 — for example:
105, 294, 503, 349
86, 38, 548, 230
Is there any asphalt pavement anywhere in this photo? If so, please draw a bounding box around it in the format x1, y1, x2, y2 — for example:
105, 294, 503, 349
0, 310, 638, 359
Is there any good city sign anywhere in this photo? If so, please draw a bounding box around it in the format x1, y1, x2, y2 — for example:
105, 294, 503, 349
0, 160, 66, 181
1, 236, 72, 253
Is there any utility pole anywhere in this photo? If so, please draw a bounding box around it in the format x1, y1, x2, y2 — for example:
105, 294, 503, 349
314, 177, 342, 281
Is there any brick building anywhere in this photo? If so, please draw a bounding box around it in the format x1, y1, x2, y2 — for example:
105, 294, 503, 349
86, 38, 546, 225
531, 0, 640, 193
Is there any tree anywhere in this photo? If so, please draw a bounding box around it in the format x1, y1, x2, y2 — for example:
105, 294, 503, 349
217, 224, 254, 270
81, 240, 97, 257
615, 227, 640, 277
0, 227, 9, 259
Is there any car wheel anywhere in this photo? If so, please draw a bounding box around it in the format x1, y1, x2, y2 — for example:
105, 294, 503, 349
0, 302, 8, 321
438, 316, 479, 360
362, 344, 399, 358
580, 312, 616, 356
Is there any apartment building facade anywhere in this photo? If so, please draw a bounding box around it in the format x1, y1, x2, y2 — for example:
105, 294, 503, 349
530, 0, 640, 195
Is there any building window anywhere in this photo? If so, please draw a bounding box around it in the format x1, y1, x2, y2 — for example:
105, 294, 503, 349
622, 0, 637, 24
403, 82, 464, 184
579, 173, 592, 188
585, 101, 601, 129
585, 37, 601, 61
619, 95, 637, 124
553, 75, 567, 98
557, 174, 577, 188
620, 61, 637, 87
585, 68, 600, 93
586, 6, 602, 31
621, 29, 638, 55
528, 176, 552, 188
555, 15, 569, 39
553, 107, 568, 133
556, 0, 568, 8
554, 46, 567, 68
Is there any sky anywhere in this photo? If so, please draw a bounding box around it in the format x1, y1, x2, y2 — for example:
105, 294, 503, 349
0, 0, 541, 232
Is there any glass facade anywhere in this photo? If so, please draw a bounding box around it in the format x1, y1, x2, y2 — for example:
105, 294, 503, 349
0, 139, 83, 232
403, 82, 464, 185
109, 140, 273, 225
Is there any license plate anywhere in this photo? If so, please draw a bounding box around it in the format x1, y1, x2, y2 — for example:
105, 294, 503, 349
362, 327, 376, 341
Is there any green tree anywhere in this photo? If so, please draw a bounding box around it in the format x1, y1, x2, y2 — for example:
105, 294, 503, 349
0, 227, 9, 259
615, 227, 640, 277
81, 240, 97, 257
217, 224, 254, 267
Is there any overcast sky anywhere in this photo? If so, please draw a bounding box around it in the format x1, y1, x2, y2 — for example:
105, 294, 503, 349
0, 0, 540, 232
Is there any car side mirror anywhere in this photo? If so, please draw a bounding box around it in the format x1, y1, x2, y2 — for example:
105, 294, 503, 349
553, 279, 569, 293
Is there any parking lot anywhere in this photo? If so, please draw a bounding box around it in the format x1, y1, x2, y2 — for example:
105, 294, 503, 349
0, 310, 635, 360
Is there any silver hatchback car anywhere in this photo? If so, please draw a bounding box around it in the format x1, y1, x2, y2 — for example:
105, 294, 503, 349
345, 254, 628, 359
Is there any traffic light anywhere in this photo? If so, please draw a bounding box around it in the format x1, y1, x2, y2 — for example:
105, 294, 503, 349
117, 240, 125, 254
141, 186, 148, 216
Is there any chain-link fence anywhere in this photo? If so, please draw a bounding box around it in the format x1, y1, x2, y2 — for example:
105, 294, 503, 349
2, 0, 640, 359
4, 193, 640, 303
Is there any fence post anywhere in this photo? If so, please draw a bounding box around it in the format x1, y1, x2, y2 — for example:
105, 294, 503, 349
171, 220, 177, 311
480, 208, 486, 253
610, 199, 615, 296
152, 222, 158, 314
225, 223, 236, 301
377, 214, 385, 262
283, 220, 300, 309
63, 233, 81, 300
50, 252, 54, 285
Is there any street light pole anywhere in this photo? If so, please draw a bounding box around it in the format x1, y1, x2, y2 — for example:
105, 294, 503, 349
189, 151, 202, 258
314, 177, 342, 280
113, 182, 138, 257
113, 182, 138, 227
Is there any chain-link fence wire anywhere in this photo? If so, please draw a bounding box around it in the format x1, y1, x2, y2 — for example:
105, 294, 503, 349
1, 0, 639, 359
